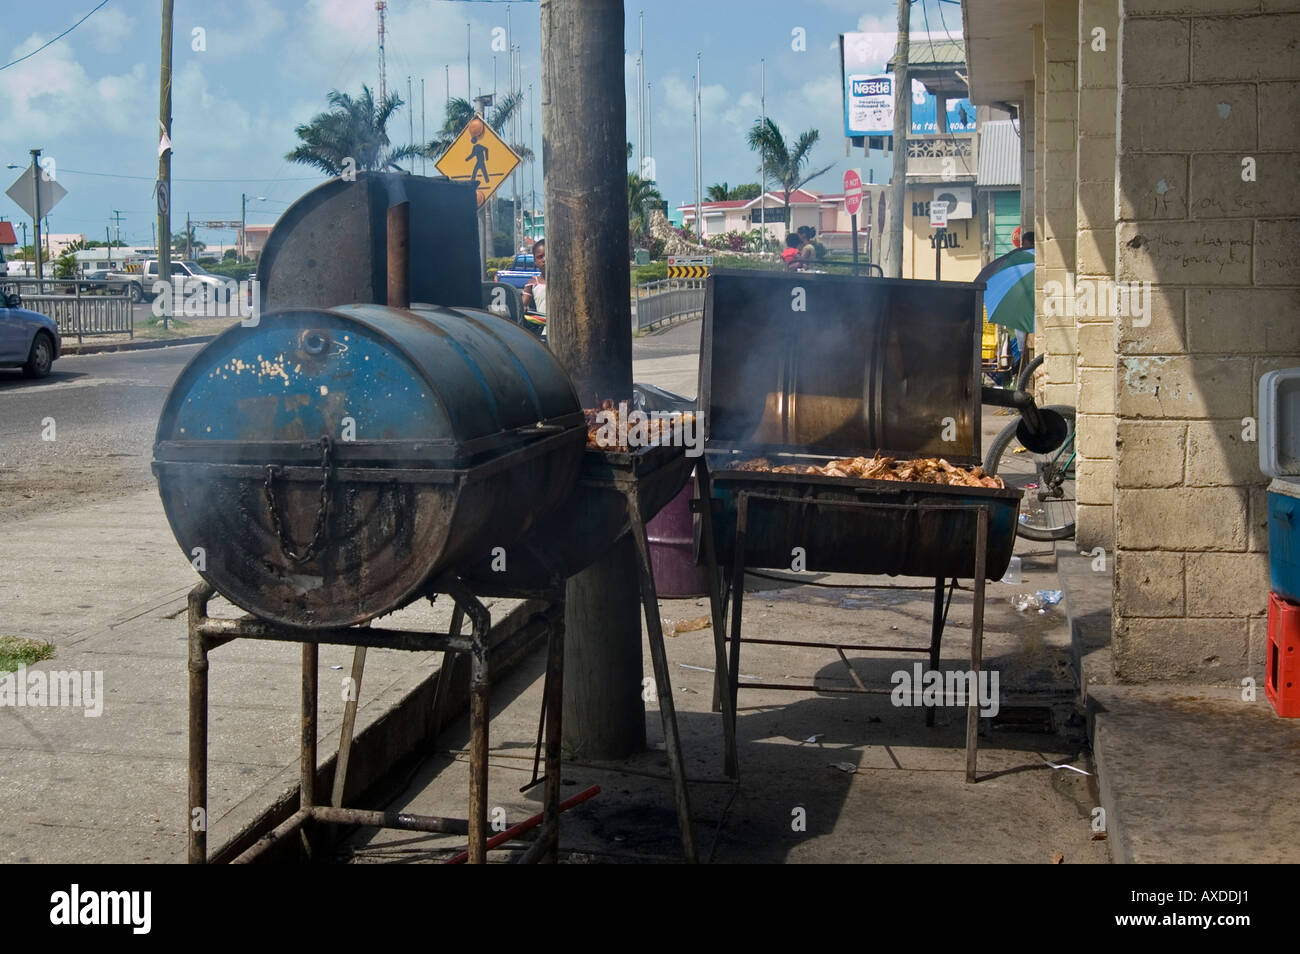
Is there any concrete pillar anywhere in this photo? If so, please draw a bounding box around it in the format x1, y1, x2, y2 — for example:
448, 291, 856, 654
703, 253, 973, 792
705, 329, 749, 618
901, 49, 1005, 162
1039, 0, 1080, 411
1074, 0, 1119, 550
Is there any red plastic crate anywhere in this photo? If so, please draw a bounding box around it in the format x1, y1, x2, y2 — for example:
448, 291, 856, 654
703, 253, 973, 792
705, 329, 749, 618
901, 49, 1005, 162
1266, 591, 1300, 718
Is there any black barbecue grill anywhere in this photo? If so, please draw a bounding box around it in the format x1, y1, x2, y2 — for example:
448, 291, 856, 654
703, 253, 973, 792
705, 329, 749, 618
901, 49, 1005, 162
693, 269, 1024, 781
153, 301, 586, 630
160, 175, 702, 863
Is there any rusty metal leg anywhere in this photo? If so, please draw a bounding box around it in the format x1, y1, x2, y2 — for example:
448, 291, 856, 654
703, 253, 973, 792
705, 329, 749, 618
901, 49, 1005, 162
541, 607, 565, 863
725, 492, 750, 779
468, 643, 489, 864
449, 590, 491, 865
627, 488, 699, 863
696, 460, 738, 779
966, 508, 989, 783
301, 641, 318, 858
925, 577, 945, 728
331, 644, 367, 807
187, 582, 213, 864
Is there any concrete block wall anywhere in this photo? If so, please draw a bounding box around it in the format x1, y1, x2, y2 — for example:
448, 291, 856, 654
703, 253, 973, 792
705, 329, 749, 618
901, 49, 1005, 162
1038, 1, 1082, 411
1033, 24, 1047, 408
1076, 0, 1120, 549
1113, 0, 1300, 683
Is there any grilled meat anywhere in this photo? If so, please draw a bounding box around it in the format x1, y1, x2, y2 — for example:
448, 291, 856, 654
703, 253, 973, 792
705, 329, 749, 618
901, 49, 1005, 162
732, 452, 1003, 488
584, 400, 696, 451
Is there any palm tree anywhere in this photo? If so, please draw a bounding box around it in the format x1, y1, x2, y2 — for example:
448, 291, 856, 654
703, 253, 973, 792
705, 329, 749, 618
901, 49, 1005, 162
745, 118, 832, 230
706, 182, 730, 202
424, 92, 533, 161
628, 173, 663, 243
286, 86, 418, 176
171, 228, 205, 254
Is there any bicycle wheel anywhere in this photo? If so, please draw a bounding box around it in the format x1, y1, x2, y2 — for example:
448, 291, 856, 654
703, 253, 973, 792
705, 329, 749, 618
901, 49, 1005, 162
985, 404, 1077, 541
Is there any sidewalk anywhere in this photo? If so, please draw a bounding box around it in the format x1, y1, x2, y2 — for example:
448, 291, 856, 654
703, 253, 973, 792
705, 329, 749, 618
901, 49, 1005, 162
0, 490, 521, 863
343, 534, 1109, 863
1056, 541, 1300, 863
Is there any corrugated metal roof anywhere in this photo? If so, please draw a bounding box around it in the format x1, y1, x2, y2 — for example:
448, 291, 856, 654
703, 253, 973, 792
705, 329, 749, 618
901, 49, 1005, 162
891, 38, 967, 68
977, 120, 1021, 187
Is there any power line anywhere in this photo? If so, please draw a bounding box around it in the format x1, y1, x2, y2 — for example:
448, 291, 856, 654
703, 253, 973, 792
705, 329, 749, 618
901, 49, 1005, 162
54, 168, 321, 183
1, 1, 112, 71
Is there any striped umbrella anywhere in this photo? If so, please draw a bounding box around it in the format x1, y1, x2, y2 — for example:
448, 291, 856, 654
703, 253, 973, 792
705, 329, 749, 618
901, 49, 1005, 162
975, 247, 1035, 334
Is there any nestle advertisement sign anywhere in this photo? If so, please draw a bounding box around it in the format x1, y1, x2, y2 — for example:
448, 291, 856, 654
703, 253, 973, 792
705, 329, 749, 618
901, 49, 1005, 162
841, 31, 897, 137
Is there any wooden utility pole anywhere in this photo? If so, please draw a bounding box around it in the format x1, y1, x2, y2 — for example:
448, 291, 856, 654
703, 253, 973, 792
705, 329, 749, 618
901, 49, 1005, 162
883, 0, 910, 279
158, 0, 174, 327
541, 0, 644, 759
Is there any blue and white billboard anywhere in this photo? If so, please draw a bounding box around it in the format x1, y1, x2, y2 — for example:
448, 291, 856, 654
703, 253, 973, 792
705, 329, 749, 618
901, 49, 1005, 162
841, 31, 975, 138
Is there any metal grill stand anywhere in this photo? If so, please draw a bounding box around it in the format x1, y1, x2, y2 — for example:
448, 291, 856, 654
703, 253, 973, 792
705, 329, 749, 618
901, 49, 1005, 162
463, 446, 706, 862
186, 576, 571, 864
186, 450, 706, 864
695, 479, 991, 783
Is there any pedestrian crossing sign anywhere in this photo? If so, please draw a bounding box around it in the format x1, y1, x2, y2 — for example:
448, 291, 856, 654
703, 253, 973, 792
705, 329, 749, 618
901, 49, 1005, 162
434, 117, 520, 208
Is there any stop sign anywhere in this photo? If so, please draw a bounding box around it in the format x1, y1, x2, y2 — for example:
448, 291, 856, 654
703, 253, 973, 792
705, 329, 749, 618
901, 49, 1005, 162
843, 169, 863, 216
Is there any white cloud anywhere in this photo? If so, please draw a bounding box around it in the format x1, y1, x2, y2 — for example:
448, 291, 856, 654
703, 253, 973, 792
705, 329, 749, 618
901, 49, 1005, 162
90, 7, 135, 54
0, 32, 150, 141
192, 0, 289, 62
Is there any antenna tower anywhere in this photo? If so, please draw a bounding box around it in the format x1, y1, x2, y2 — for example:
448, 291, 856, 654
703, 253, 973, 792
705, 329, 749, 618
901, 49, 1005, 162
375, 2, 388, 101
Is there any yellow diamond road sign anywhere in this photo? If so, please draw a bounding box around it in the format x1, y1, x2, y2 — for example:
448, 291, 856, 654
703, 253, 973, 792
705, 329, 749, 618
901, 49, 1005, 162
434, 119, 520, 208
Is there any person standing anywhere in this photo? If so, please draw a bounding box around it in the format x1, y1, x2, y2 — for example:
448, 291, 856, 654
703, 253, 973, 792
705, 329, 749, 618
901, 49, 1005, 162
522, 239, 546, 314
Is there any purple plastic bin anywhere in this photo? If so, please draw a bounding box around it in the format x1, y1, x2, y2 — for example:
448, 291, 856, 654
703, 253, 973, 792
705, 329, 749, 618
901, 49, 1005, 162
646, 474, 711, 598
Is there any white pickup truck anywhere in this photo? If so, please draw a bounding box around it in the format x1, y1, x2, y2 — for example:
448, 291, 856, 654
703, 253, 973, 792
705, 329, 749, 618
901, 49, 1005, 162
106, 259, 226, 303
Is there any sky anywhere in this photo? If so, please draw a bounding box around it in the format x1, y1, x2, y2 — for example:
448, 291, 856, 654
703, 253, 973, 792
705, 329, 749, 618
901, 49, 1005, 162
0, 0, 956, 251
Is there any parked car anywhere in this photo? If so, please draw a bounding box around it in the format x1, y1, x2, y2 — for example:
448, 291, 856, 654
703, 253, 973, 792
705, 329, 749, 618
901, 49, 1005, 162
494, 253, 541, 289
77, 270, 122, 296
0, 290, 61, 378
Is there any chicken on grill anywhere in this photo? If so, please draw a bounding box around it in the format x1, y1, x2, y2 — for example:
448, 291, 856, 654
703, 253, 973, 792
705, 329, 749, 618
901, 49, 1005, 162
584, 399, 696, 451
733, 452, 1003, 488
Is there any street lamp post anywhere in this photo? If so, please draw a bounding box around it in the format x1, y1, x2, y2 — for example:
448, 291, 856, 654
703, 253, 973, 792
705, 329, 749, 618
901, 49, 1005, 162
240, 195, 267, 262
30, 149, 43, 280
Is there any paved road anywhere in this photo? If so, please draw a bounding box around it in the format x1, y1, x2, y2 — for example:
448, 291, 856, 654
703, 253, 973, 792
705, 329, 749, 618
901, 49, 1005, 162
0, 344, 203, 524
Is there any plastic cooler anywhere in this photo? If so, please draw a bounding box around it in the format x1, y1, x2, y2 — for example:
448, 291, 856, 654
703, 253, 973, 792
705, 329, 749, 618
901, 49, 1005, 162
1259, 369, 1300, 479
1265, 592, 1300, 718
1268, 478, 1300, 603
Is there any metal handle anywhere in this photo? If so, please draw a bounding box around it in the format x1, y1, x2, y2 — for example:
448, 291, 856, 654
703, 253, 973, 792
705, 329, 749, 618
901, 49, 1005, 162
264, 436, 333, 564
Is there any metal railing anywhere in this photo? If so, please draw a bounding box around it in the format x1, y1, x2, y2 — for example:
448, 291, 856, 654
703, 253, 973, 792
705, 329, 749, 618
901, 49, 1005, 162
633, 278, 705, 332
2, 277, 133, 343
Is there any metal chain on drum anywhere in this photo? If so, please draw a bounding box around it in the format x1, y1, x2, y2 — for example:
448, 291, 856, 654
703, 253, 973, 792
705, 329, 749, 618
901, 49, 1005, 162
264, 436, 333, 564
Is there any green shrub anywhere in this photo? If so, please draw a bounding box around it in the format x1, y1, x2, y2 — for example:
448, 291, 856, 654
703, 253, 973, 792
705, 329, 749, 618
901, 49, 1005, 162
634, 261, 668, 284
205, 261, 258, 282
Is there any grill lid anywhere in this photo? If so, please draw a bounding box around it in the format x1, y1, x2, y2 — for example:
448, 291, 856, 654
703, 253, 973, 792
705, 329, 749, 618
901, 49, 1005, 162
699, 269, 985, 465
258, 172, 482, 312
